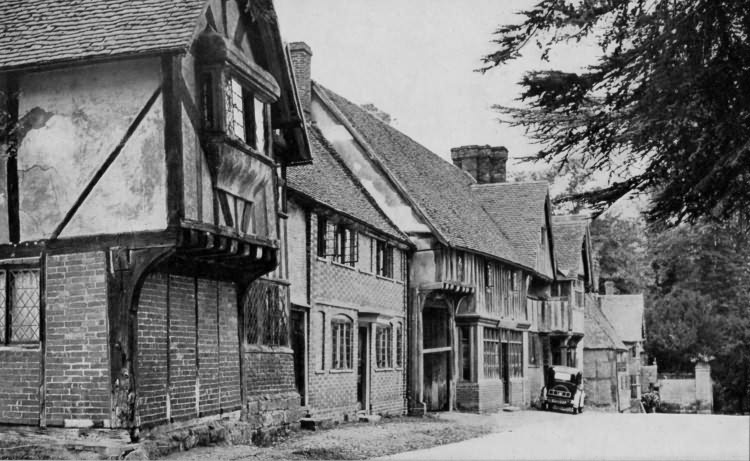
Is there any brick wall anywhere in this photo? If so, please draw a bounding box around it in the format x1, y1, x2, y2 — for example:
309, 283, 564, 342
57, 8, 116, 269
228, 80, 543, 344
197, 278, 220, 416
306, 213, 408, 420
137, 273, 169, 426
45, 251, 110, 426
136, 274, 242, 427
456, 380, 503, 413
218, 281, 241, 410
168, 275, 198, 420
0, 349, 41, 424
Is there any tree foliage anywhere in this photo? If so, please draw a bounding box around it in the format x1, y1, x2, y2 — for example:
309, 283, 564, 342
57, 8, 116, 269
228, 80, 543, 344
645, 218, 750, 412
483, 0, 750, 225
590, 212, 649, 294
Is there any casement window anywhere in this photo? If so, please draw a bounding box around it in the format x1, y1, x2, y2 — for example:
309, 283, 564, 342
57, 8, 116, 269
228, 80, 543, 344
483, 327, 500, 379
200, 70, 269, 153
331, 317, 353, 370
317, 217, 359, 266
460, 326, 471, 380
375, 325, 392, 369
375, 240, 393, 278
242, 281, 288, 347
0, 267, 41, 345
528, 332, 540, 367
395, 322, 403, 368
456, 251, 465, 281
502, 329, 523, 378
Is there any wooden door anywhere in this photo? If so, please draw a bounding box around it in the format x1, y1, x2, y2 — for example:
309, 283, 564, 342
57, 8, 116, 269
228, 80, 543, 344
290, 309, 306, 405
502, 341, 510, 404
357, 326, 368, 410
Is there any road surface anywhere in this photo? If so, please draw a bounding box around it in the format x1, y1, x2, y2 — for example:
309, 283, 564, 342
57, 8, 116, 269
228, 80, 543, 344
382, 411, 749, 461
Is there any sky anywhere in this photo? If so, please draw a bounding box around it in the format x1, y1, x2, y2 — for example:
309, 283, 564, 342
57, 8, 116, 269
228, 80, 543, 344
274, 0, 598, 173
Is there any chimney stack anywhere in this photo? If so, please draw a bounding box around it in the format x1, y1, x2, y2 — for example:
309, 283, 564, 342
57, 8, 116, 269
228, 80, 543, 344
450, 145, 508, 183
289, 41, 312, 117
604, 281, 616, 295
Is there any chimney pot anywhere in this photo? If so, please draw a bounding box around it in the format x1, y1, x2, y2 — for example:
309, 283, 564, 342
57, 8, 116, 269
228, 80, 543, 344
450, 145, 508, 183
289, 41, 313, 117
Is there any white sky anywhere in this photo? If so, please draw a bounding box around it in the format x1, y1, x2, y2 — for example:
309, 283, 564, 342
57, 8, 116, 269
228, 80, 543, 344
275, 0, 598, 173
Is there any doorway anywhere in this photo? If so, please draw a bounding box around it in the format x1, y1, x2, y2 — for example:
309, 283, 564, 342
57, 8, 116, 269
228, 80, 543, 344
501, 341, 510, 404
357, 326, 368, 411
422, 305, 451, 411
290, 308, 306, 406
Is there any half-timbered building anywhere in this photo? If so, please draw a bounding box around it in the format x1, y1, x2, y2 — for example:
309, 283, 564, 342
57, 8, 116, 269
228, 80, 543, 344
0, 0, 310, 439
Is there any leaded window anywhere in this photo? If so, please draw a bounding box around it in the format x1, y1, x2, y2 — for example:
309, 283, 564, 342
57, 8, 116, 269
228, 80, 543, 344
223, 76, 266, 151
317, 217, 359, 265
376, 325, 392, 368
0, 268, 41, 345
395, 322, 403, 368
529, 332, 540, 366
243, 281, 288, 347
331, 317, 352, 369
502, 329, 523, 378
375, 240, 393, 278
460, 326, 471, 380
483, 327, 500, 379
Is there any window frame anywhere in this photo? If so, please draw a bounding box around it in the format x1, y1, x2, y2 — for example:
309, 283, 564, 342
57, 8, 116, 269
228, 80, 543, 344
331, 316, 353, 370
0, 265, 42, 346
483, 327, 500, 380
394, 322, 403, 368
375, 240, 394, 278
317, 216, 359, 266
199, 68, 270, 155
375, 324, 393, 369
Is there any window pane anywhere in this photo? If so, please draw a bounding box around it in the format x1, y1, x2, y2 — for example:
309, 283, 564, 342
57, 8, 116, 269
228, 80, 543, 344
11, 270, 40, 343
226, 78, 245, 141
255, 99, 265, 153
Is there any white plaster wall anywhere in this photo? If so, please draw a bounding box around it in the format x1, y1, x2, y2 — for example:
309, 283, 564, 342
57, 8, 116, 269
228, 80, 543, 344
17, 58, 166, 241
311, 97, 429, 234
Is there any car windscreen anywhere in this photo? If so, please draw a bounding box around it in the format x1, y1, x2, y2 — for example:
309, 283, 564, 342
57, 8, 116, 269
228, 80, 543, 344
554, 372, 574, 382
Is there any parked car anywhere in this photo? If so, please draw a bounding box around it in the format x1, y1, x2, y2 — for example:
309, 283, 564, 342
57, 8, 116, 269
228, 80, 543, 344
540, 365, 585, 414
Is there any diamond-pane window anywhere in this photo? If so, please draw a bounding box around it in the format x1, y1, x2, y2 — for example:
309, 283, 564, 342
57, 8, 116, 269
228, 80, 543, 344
1, 268, 40, 345
10, 270, 40, 343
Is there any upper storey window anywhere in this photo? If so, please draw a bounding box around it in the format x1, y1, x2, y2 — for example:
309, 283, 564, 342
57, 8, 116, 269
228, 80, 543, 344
224, 77, 267, 152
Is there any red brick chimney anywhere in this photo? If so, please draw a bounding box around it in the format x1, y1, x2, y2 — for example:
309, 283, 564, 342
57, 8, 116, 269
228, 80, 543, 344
289, 41, 312, 117
450, 145, 508, 183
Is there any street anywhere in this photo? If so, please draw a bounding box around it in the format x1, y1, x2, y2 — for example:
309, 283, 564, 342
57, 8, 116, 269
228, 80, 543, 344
383, 411, 750, 461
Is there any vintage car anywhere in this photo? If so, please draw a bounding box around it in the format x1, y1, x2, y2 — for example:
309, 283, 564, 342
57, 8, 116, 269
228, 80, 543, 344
540, 365, 585, 414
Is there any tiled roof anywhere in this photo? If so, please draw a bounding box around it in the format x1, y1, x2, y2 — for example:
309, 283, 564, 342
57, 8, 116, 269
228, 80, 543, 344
600, 294, 645, 343
0, 0, 207, 69
552, 217, 588, 279
585, 294, 628, 350
288, 125, 407, 242
315, 83, 522, 267
472, 181, 550, 272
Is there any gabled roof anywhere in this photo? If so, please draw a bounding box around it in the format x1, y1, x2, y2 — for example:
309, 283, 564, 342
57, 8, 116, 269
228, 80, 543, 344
600, 294, 645, 343
288, 125, 407, 242
471, 181, 552, 275
552, 217, 589, 279
584, 294, 628, 351
314, 83, 523, 268
0, 0, 207, 70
